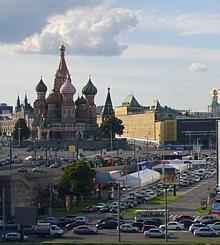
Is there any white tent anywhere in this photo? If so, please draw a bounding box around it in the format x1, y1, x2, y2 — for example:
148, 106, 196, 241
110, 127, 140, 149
118, 169, 160, 188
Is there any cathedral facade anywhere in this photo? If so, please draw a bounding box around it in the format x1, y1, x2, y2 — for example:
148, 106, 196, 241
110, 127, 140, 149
33, 45, 98, 140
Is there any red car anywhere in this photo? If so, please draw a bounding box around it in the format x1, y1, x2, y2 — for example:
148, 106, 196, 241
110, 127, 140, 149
82, 205, 97, 213
66, 221, 87, 229
142, 225, 158, 233
173, 215, 194, 222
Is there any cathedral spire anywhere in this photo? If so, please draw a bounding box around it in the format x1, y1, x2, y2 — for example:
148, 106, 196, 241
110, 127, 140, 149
102, 87, 115, 121
15, 95, 21, 112
58, 43, 68, 72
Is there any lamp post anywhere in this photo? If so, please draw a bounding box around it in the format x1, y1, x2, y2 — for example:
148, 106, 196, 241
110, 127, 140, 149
117, 183, 121, 243
9, 136, 13, 172
34, 138, 37, 167
164, 188, 168, 242
18, 127, 21, 148
1, 187, 6, 241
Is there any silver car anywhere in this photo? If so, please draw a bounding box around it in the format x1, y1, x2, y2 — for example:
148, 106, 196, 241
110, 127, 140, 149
194, 227, 218, 237
144, 228, 166, 238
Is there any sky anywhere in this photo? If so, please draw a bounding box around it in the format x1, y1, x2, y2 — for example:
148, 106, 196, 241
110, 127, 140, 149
0, 0, 220, 111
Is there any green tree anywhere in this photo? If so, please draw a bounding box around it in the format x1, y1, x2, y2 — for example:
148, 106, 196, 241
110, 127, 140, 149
100, 116, 124, 138
56, 160, 95, 197
13, 118, 30, 141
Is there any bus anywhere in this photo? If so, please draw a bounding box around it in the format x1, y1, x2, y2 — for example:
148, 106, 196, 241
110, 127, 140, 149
135, 209, 168, 224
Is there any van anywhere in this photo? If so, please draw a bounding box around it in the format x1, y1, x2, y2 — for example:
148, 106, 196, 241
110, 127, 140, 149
74, 216, 88, 224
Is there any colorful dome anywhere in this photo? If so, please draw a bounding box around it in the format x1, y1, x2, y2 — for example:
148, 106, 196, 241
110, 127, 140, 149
80, 95, 87, 104
46, 93, 58, 104
60, 74, 76, 94
75, 95, 81, 106
36, 78, 47, 93
82, 77, 97, 96
75, 95, 87, 105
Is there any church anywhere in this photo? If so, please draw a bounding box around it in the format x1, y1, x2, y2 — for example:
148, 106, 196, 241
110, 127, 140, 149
33, 44, 99, 140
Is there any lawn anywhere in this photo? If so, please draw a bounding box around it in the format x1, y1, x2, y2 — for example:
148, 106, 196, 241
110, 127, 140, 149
50, 196, 107, 216
147, 194, 182, 205
123, 194, 182, 217
196, 204, 211, 216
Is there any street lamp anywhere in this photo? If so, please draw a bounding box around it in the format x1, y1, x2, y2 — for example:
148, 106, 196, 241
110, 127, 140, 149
18, 127, 21, 148
164, 188, 168, 242
0, 187, 6, 240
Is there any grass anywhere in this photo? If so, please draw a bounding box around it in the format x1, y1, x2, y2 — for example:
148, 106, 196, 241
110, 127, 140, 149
196, 204, 211, 216
50, 196, 107, 216
147, 194, 182, 205
123, 194, 183, 217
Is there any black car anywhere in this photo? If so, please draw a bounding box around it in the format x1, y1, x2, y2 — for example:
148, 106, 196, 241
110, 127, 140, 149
96, 220, 123, 229
179, 219, 194, 229
56, 218, 71, 227
132, 222, 144, 230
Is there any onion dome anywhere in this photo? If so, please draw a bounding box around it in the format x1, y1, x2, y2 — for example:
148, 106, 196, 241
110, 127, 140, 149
75, 95, 81, 106
36, 78, 47, 93
80, 95, 87, 104
60, 74, 76, 94
46, 93, 58, 104
82, 77, 97, 96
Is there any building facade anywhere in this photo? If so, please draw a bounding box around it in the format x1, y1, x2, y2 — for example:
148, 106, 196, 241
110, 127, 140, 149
33, 45, 99, 140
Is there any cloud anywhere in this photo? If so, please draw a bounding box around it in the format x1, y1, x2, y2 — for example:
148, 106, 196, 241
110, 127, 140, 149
122, 44, 220, 62
188, 63, 207, 72
0, 0, 102, 42
138, 10, 220, 36
0, 4, 138, 56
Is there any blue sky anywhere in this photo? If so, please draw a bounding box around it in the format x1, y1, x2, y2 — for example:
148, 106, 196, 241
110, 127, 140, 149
0, 0, 220, 111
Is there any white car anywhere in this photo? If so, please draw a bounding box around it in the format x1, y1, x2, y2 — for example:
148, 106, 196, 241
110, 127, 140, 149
208, 222, 220, 230
74, 216, 88, 224
120, 224, 139, 233
2, 232, 28, 241
96, 203, 106, 210
159, 222, 184, 230
194, 215, 217, 224
189, 223, 206, 233
194, 227, 218, 237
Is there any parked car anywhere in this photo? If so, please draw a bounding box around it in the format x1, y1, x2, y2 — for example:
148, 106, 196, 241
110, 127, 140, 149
159, 222, 184, 230
132, 222, 144, 230
73, 225, 98, 234
142, 225, 158, 233
194, 227, 218, 237
66, 221, 87, 229
120, 224, 139, 233
194, 215, 217, 225
96, 220, 119, 229
189, 223, 206, 233
208, 221, 220, 230
173, 215, 194, 222
82, 205, 97, 213
144, 228, 166, 238
56, 218, 71, 227
74, 216, 88, 224
96, 203, 106, 210
2, 232, 28, 241
179, 219, 194, 229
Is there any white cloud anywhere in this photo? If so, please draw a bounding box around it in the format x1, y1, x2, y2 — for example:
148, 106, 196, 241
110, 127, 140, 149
0, 5, 138, 56
188, 63, 207, 72
122, 44, 220, 62
138, 10, 220, 36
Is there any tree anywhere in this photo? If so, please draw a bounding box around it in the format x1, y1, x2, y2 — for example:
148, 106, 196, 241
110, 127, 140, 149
100, 116, 124, 138
56, 160, 95, 197
12, 118, 30, 141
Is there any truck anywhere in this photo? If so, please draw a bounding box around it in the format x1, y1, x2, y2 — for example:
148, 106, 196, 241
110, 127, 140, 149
35, 222, 64, 237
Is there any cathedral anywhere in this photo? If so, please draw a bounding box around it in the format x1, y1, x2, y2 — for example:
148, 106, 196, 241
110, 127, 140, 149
33, 44, 98, 140
208, 88, 220, 116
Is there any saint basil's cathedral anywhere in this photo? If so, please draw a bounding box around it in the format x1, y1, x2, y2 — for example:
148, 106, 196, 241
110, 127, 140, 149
33, 44, 99, 140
